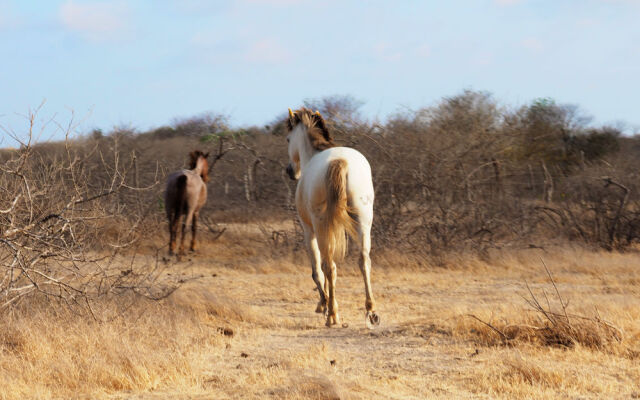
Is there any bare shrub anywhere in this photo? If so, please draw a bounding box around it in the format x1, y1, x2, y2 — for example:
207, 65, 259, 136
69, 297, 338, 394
536, 172, 640, 249
462, 261, 624, 352
62, 92, 634, 257
0, 111, 180, 313
5, 91, 637, 268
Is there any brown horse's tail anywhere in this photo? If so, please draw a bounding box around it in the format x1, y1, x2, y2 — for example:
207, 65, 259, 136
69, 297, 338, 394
173, 174, 188, 220
318, 159, 357, 261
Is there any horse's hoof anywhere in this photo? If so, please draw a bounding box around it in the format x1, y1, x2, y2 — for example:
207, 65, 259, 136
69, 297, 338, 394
366, 311, 380, 329
315, 302, 326, 314
325, 314, 340, 327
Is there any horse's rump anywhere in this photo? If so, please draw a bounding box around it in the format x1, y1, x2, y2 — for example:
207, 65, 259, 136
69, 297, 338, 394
319, 159, 357, 261
172, 174, 188, 219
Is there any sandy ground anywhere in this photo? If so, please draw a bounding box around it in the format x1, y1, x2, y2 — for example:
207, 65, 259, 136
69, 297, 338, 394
2, 226, 640, 399
116, 241, 640, 399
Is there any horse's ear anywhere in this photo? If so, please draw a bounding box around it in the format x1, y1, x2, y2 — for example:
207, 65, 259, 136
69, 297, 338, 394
287, 108, 299, 131
204, 152, 210, 159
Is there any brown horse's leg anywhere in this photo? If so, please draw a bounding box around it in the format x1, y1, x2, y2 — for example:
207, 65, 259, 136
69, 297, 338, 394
178, 220, 187, 255
179, 210, 194, 256
190, 212, 198, 252
173, 174, 188, 257
169, 214, 180, 255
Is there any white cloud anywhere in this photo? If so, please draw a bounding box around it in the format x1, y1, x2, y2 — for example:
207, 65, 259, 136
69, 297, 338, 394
59, 1, 129, 41
244, 38, 291, 64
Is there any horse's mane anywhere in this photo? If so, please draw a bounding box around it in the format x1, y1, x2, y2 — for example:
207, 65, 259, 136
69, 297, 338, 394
287, 108, 335, 151
189, 150, 209, 182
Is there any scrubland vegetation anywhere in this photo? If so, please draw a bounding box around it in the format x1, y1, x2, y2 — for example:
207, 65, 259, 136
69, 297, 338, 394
1, 91, 639, 399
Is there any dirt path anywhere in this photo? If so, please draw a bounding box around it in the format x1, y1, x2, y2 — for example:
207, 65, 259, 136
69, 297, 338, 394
196, 268, 469, 399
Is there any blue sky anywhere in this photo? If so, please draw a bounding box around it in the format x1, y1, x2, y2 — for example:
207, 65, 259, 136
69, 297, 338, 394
1, 0, 639, 146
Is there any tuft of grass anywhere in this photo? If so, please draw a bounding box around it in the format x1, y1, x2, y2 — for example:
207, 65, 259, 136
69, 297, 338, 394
0, 285, 245, 400
267, 370, 345, 400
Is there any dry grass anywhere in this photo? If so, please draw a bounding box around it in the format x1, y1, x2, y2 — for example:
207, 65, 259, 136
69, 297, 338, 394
0, 291, 232, 400
1, 224, 640, 399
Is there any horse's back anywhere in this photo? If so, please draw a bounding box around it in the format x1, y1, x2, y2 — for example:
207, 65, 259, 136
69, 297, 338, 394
305, 147, 371, 180
165, 170, 206, 215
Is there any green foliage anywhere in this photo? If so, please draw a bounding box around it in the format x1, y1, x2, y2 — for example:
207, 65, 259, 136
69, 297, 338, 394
512, 97, 613, 171
574, 127, 620, 160
157, 196, 164, 211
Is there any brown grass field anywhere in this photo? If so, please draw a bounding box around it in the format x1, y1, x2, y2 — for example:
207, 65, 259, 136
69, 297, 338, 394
1, 222, 640, 399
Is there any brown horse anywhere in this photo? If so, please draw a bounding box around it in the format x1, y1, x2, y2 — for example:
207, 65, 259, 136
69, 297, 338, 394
165, 150, 210, 256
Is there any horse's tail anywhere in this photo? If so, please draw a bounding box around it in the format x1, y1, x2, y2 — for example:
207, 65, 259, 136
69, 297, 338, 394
319, 159, 357, 261
173, 174, 188, 220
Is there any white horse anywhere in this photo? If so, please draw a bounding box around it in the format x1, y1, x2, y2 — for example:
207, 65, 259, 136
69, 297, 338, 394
285, 108, 380, 328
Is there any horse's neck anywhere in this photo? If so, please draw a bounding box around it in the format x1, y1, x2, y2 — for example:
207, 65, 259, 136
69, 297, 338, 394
298, 135, 318, 170
191, 158, 206, 179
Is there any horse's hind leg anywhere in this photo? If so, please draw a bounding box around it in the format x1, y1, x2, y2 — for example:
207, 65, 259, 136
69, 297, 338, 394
358, 220, 379, 328
169, 213, 180, 255
303, 225, 327, 314
179, 210, 193, 256
324, 258, 340, 326
315, 230, 339, 326
190, 212, 198, 252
